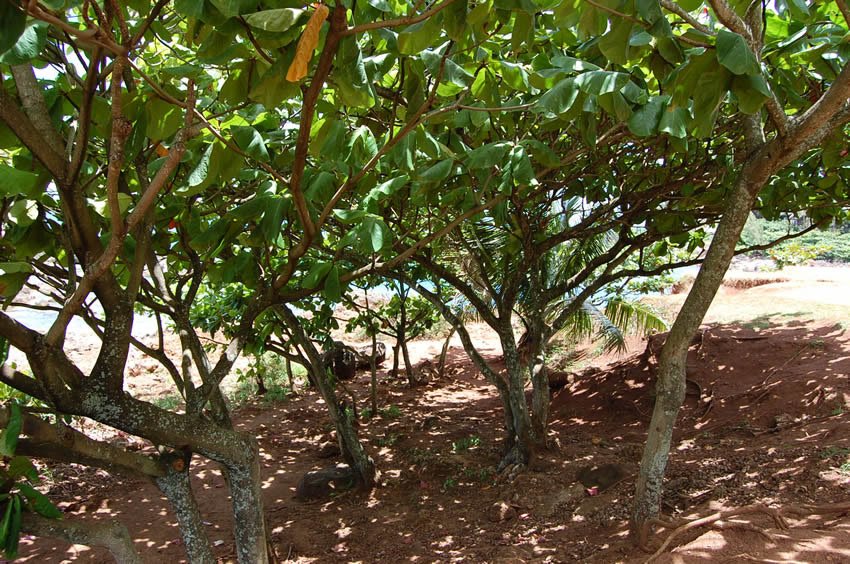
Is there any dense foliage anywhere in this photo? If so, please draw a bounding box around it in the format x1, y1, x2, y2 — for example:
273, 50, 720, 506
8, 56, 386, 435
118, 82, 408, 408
0, 0, 848, 560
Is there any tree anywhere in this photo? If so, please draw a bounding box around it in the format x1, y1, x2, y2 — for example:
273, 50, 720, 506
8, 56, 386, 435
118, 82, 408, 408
394, 149, 723, 471
347, 277, 441, 387
585, 0, 850, 543
0, 0, 540, 558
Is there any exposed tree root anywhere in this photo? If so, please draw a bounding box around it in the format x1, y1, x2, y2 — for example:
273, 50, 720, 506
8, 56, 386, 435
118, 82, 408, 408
643, 501, 850, 563
495, 463, 526, 484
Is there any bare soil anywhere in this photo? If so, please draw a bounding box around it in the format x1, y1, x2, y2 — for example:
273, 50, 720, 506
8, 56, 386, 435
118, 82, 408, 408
14, 266, 850, 563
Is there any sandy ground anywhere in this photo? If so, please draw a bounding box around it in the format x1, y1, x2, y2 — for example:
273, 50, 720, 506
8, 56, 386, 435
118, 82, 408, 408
8, 264, 850, 563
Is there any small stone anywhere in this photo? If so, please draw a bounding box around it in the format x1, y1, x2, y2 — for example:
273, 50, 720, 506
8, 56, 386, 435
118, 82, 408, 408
295, 464, 356, 500
488, 501, 518, 523
316, 441, 341, 459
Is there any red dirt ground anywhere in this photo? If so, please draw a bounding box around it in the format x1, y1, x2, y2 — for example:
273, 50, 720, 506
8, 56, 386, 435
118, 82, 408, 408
13, 272, 850, 563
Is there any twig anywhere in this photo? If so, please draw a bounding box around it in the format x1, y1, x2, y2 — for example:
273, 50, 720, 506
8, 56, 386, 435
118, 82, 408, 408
342, 0, 458, 35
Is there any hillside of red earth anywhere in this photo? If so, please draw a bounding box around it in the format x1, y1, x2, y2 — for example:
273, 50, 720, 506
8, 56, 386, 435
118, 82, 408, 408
14, 266, 850, 563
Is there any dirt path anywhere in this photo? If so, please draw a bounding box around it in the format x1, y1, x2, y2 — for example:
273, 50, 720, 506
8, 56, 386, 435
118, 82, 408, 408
14, 267, 850, 562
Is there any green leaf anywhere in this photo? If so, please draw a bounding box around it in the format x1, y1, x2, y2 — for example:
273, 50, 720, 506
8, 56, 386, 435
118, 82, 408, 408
335, 37, 374, 108
731, 74, 771, 114
636, 0, 663, 23
398, 17, 441, 55
716, 29, 760, 75
188, 143, 213, 187
466, 142, 511, 169
628, 95, 667, 137
0, 404, 22, 457
0, 495, 12, 549
324, 266, 341, 301
8, 457, 37, 482
303, 261, 332, 289
250, 57, 300, 109
0, 22, 47, 64
575, 70, 630, 95
419, 159, 454, 182
0, 262, 31, 298
598, 19, 634, 65
305, 171, 336, 203
360, 216, 388, 252
536, 78, 579, 114
363, 176, 408, 210
677, 0, 702, 9
259, 196, 286, 242
0, 0, 27, 55
231, 126, 270, 162
786, 0, 810, 20
444, 0, 468, 41
174, 0, 205, 18
209, 0, 252, 17
146, 98, 183, 142
334, 209, 366, 224
18, 483, 62, 519
520, 139, 560, 168
243, 8, 303, 32
658, 105, 689, 138
5, 496, 21, 558
0, 165, 40, 198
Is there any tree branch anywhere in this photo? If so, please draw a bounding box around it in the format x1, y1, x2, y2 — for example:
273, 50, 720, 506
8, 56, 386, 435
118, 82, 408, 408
343, 0, 458, 35
22, 513, 142, 564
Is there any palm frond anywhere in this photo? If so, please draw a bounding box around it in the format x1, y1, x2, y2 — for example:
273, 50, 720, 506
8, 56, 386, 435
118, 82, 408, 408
582, 301, 628, 354
603, 297, 668, 337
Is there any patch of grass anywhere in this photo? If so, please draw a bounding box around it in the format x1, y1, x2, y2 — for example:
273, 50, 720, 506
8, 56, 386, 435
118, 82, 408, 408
379, 405, 402, 419
451, 435, 481, 453
152, 394, 182, 411
376, 432, 401, 447
228, 352, 306, 407
405, 447, 437, 465
742, 318, 773, 331
459, 466, 493, 484
441, 477, 457, 491
818, 446, 850, 460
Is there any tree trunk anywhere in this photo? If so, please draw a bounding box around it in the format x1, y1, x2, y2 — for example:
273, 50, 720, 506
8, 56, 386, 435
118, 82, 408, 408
286, 356, 294, 391
370, 331, 378, 414
335, 403, 376, 488
225, 438, 270, 564
438, 327, 455, 377
401, 337, 415, 387
498, 337, 539, 470
155, 454, 216, 564
391, 342, 400, 379
632, 181, 756, 543
279, 305, 376, 489
255, 360, 267, 396
530, 360, 550, 441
